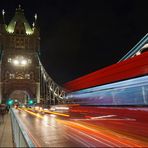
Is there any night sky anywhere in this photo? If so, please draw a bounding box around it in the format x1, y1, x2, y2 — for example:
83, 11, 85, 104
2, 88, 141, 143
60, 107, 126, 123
1, 0, 148, 85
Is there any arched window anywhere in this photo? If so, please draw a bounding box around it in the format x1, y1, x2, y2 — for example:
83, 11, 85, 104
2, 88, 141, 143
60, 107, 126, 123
9, 74, 15, 79
25, 74, 30, 79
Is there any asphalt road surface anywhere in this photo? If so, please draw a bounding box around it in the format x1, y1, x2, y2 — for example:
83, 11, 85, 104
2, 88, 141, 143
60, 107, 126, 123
13, 106, 148, 147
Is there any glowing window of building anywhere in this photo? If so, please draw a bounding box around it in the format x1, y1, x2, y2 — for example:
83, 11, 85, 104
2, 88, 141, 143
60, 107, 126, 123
8, 58, 12, 63
9, 74, 15, 79
25, 74, 30, 79
9, 56, 31, 66
16, 73, 24, 79
16, 75, 24, 79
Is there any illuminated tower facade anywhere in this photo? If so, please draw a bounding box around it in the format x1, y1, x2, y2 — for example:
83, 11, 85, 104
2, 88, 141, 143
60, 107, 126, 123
0, 6, 40, 103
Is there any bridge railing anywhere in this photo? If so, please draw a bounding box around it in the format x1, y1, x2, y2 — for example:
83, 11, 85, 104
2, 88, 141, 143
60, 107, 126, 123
10, 108, 35, 147
38, 55, 67, 105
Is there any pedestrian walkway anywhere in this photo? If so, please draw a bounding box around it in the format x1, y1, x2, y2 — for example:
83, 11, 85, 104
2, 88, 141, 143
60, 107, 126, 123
0, 113, 13, 147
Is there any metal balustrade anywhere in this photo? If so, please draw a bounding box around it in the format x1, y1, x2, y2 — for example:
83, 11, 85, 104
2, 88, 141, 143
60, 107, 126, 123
10, 108, 35, 147
38, 55, 66, 105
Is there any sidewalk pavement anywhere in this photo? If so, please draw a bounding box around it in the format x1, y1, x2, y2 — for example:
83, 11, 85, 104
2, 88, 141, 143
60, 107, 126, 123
0, 113, 13, 147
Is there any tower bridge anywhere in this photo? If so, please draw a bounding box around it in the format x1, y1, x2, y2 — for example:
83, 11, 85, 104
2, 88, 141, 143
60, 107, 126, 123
0, 6, 66, 105
0, 6, 148, 148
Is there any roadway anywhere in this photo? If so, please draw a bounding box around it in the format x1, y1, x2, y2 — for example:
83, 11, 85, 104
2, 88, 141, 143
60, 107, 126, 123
14, 106, 148, 147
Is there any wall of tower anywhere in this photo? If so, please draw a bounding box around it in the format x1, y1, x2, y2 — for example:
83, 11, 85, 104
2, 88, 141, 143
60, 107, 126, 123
0, 8, 40, 103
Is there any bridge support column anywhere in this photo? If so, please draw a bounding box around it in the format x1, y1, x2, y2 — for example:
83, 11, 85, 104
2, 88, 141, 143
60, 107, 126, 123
36, 82, 40, 103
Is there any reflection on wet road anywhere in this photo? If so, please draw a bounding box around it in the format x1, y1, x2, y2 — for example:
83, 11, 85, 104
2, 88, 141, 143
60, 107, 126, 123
14, 107, 148, 147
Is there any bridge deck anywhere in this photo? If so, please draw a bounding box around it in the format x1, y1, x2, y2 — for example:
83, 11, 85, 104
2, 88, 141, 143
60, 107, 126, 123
0, 113, 13, 147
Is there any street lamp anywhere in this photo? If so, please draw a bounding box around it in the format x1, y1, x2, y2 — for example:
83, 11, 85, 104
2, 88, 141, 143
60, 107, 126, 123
12, 57, 28, 67
21, 59, 27, 66
13, 59, 19, 65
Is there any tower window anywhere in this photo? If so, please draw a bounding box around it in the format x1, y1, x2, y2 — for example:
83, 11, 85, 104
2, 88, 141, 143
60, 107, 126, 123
25, 74, 30, 79
9, 74, 15, 79
16, 74, 24, 79
8, 58, 12, 63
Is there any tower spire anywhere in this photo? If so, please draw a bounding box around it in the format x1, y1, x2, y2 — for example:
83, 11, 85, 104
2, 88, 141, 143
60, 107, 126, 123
16, 4, 24, 12
19, 4, 21, 9
35, 13, 37, 21
2, 9, 6, 25
32, 13, 38, 29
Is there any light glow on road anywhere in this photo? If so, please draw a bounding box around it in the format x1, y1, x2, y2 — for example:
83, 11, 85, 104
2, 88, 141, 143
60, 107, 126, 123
57, 119, 147, 147
27, 107, 70, 117
19, 107, 148, 147
50, 114, 56, 117
43, 115, 50, 122
19, 108, 44, 119
50, 106, 70, 111
44, 110, 70, 117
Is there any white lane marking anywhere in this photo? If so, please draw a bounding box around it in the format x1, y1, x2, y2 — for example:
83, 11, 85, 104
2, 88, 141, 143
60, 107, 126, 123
71, 118, 136, 121
90, 114, 116, 119
71, 114, 136, 121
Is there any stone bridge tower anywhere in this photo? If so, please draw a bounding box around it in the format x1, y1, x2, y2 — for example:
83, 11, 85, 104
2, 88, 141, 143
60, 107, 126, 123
0, 6, 40, 103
